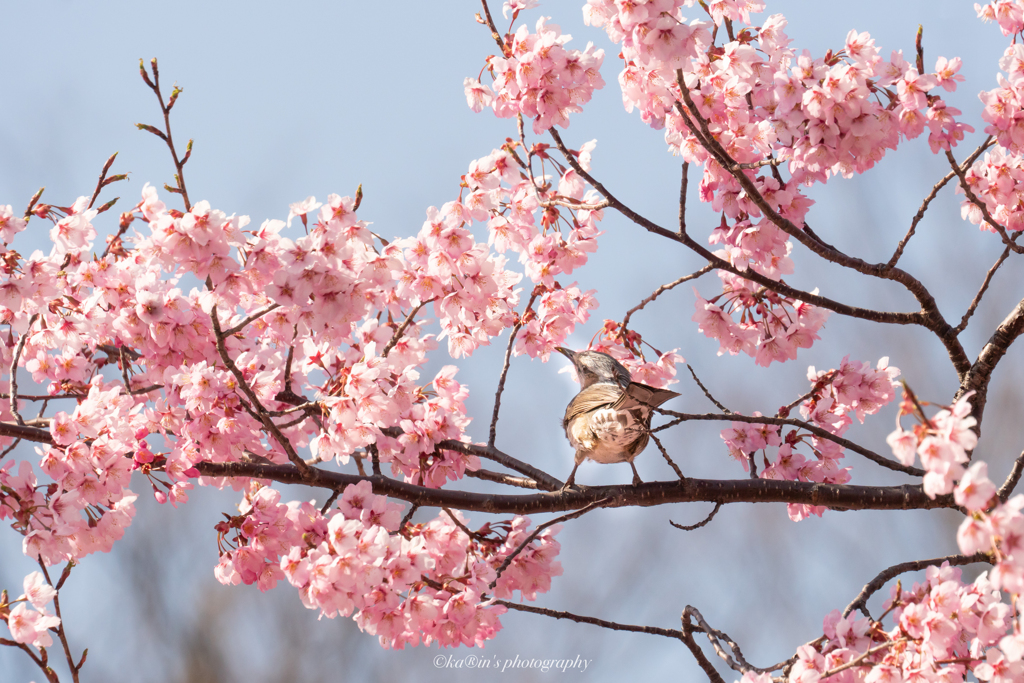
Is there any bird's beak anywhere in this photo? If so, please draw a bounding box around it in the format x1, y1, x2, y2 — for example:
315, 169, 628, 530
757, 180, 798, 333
556, 347, 575, 361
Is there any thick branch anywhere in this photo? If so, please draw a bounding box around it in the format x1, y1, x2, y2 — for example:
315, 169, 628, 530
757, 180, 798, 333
195, 460, 956, 515
548, 129, 969, 376
959, 296, 1024, 433
669, 77, 969, 377
998, 449, 1024, 502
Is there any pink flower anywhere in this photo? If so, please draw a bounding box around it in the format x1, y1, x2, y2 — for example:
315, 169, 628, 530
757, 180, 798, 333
956, 462, 998, 512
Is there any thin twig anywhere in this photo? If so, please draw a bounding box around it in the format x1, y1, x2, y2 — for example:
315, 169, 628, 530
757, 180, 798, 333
649, 430, 684, 480
443, 506, 487, 542
221, 303, 282, 338
319, 490, 340, 515
477, 0, 507, 55
399, 504, 419, 533
0, 636, 57, 682
889, 172, 955, 267
380, 299, 433, 359
678, 162, 689, 236
890, 137, 994, 268
9, 314, 38, 426
87, 152, 121, 210
495, 599, 684, 640
670, 502, 721, 531
489, 498, 610, 590
465, 468, 544, 489
945, 148, 1024, 255
684, 606, 773, 675
210, 304, 312, 477
542, 197, 612, 211
38, 560, 83, 683
681, 607, 730, 683
435, 439, 562, 491
621, 265, 713, 331
140, 58, 193, 211
489, 291, 538, 447
657, 409, 925, 477
0, 437, 21, 460
687, 365, 731, 414
777, 371, 836, 418
819, 641, 900, 680
955, 242, 1014, 334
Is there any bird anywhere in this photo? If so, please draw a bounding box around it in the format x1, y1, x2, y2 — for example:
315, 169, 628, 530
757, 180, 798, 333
557, 347, 680, 489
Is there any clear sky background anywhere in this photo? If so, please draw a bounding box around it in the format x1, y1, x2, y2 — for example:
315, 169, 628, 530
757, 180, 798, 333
2, 1, 1021, 681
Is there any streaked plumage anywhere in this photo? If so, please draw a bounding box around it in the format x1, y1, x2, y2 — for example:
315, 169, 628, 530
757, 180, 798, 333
557, 348, 679, 488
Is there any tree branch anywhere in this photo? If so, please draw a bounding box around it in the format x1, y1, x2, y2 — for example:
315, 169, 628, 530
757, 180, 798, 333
489, 291, 538, 448
657, 410, 924, 477
999, 449, 1024, 502
670, 501, 721, 531
489, 498, 609, 589
888, 136, 994, 268
548, 128, 969, 379
842, 552, 991, 618
621, 266, 713, 331
959, 296, 1024, 433
945, 147, 1024, 255
194, 460, 956, 515
9, 314, 38, 426
954, 241, 1014, 334
669, 75, 970, 377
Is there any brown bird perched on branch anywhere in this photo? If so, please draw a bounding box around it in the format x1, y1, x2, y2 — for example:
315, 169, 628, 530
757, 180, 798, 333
557, 347, 679, 489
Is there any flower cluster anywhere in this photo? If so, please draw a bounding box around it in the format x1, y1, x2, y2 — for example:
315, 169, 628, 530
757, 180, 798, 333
961, 43, 1024, 233
583, 0, 969, 364
886, 391, 978, 498
748, 458, 1024, 683
446, 143, 608, 361
2, 378, 141, 566
721, 357, 899, 520
0, 166, 586, 651
584, 319, 683, 389
466, 16, 605, 133
1, 571, 61, 649
214, 482, 562, 648
976, 0, 1024, 37
775, 563, 1020, 683
736, 460, 1024, 683
692, 271, 828, 366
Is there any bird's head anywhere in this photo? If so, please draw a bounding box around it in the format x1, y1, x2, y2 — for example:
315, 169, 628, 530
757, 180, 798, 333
556, 347, 632, 389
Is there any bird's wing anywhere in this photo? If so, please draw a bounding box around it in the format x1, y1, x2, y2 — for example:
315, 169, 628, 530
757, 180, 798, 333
612, 382, 680, 411
563, 382, 622, 426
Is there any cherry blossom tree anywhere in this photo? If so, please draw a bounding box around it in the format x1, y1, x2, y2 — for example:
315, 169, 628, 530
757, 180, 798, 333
4, 0, 1024, 681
